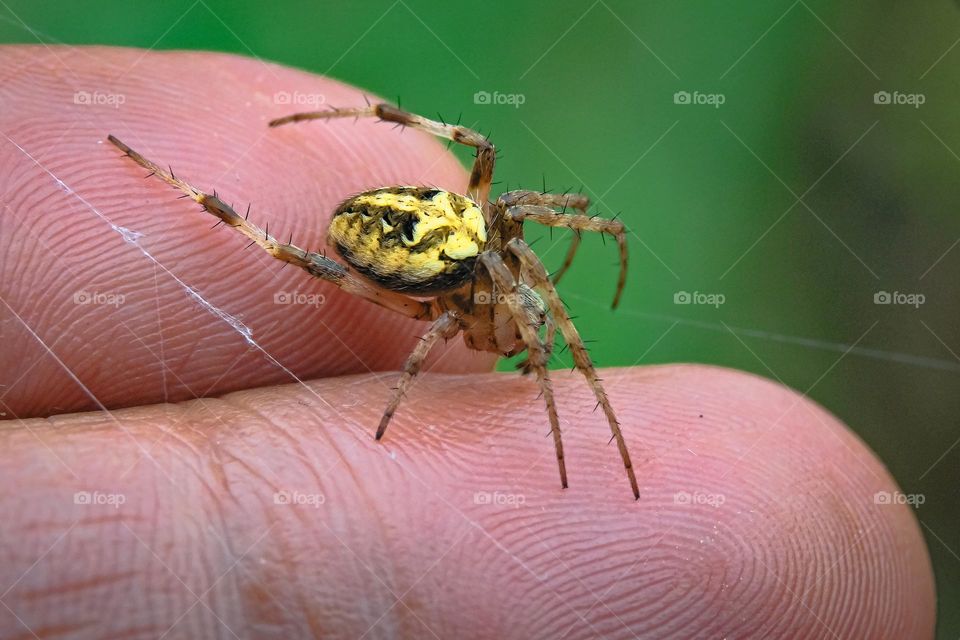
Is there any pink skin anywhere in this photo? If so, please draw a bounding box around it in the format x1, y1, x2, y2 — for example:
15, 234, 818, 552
0, 47, 935, 639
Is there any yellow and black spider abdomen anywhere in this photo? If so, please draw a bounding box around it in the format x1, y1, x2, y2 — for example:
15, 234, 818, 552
328, 186, 487, 294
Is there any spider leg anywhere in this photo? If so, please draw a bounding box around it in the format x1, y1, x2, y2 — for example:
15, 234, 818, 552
498, 190, 591, 211
107, 135, 435, 321
377, 311, 460, 440
499, 192, 628, 309
518, 312, 556, 374
544, 312, 557, 362
269, 103, 496, 207
514, 282, 555, 374
505, 238, 639, 500
478, 252, 567, 490
552, 232, 581, 285
498, 190, 590, 286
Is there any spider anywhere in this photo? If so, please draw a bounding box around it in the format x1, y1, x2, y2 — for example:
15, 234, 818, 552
107, 102, 638, 499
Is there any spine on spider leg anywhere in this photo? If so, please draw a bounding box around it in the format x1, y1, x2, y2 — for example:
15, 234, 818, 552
209, 209, 319, 273
107, 135, 201, 203
106, 134, 316, 270
108, 135, 238, 227
305, 256, 347, 283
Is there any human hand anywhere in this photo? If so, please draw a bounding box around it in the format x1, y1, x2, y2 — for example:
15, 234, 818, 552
0, 47, 935, 639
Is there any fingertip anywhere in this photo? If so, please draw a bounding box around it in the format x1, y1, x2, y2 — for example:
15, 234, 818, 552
368, 365, 935, 637
0, 46, 494, 417
0, 365, 934, 638
611, 365, 936, 637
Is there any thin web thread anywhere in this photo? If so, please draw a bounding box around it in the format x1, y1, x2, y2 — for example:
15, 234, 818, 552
565, 292, 960, 374
3, 135, 341, 408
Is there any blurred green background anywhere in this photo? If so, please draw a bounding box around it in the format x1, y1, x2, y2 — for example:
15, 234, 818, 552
3, 1, 957, 634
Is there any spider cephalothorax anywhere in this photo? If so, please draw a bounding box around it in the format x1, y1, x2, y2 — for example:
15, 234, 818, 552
107, 101, 638, 498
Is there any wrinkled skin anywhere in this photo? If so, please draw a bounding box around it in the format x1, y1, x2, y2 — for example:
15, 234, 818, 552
0, 47, 935, 639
